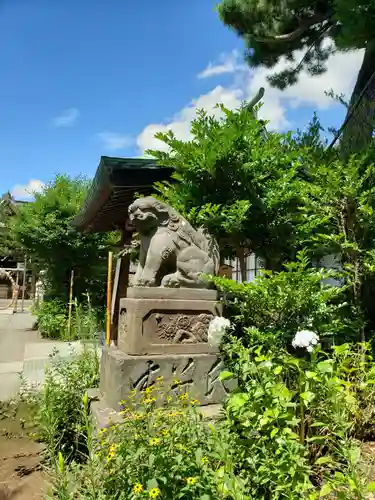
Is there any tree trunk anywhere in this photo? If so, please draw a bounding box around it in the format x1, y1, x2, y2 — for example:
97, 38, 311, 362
340, 41, 375, 160
236, 247, 247, 283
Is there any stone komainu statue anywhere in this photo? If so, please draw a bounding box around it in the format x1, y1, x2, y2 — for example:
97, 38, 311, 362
128, 197, 220, 288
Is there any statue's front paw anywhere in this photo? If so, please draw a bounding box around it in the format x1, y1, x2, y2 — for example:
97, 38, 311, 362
136, 275, 156, 287
161, 274, 180, 288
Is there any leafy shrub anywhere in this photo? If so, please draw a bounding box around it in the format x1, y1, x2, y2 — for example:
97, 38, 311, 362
222, 334, 371, 499
213, 251, 357, 349
42, 342, 375, 499
34, 345, 100, 462
34, 297, 104, 341
35, 299, 68, 339
332, 342, 375, 441
49, 382, 247, 500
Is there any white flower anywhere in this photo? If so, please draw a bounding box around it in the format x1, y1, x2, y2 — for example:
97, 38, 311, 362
292, 330, 320, 352
207, 316, 231, 347
261, 361, 273, 369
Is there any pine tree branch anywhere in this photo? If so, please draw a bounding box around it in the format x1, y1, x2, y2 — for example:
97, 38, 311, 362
246, 87, 265, 110
254, 11, 332, 44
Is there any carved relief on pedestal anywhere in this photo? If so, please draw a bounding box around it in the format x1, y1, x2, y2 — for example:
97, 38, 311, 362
149, 312, 213, 344
125, 355, 235, 404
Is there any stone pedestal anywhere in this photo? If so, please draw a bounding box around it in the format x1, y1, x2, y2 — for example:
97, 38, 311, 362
93, 287, 232, 429
118, 288, 222, 355
99, 347, 235, 411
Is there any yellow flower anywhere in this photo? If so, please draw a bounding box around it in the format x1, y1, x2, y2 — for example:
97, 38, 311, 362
186, 477, 198, 486
132, 483, 144, 494
149, 488, 160, 498
161, 429, 170, 437
167, 410, 184, 418
128, 390, 137, 400
201, 456, 208, 464
176, 443, 189, 453
145, 386, 153, 394
149, 438, 161, 446
179, 393, 189, 401
144, 397, 156, 404
156, 376, 164, 381
190, 399, 200, 406
107, 443, 119, 459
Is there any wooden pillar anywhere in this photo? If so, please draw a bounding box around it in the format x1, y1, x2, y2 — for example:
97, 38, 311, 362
21, 255, 27, 312
110, 225, 132, 345
30, 263, 37, 301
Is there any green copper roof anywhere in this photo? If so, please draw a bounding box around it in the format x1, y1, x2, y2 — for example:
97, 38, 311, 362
72, 156, 173, 232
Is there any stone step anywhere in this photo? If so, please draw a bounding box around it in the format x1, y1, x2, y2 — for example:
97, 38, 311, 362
0, 341, 101, 401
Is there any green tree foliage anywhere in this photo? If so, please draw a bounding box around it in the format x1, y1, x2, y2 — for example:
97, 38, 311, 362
149, 105, 306, 277
299, 148, 375, 338
6, 175, 113, 306
217, 0, 375, 155
0, 193, 24, 260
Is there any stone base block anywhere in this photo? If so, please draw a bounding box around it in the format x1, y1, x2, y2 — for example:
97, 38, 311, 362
88, 388, 224, 431
118, 287, 222, 355
100, 347, 235, 411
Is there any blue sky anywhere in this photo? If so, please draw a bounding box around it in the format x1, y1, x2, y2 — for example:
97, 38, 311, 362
0, 0, 363, 199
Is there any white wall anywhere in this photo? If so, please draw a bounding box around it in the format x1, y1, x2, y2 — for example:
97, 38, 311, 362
224, 254, 265, 283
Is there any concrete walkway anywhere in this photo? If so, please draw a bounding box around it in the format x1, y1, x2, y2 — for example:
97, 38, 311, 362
0, 311, 101, 401
0, 311, 44, 363
0, 312, 46, 400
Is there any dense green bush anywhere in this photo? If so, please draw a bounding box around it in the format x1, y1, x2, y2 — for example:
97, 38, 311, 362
49, 383, 247, 500
32, 345, 100, 462
213, 252, 359, 349
45, 349, 375, 499
34, 297, 104, 341
221, 337, 373, 499
34, 299, 68, 339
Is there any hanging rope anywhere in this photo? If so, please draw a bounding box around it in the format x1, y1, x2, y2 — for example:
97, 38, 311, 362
0, 268, 19, 310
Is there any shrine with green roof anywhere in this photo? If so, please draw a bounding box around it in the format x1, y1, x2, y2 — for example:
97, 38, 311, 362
72, 156, 173, 233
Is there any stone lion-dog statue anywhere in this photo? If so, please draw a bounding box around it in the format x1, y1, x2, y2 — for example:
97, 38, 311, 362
128, 197, 220, 288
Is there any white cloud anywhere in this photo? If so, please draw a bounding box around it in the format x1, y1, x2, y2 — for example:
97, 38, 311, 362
11, 179, 44, 200
136, 46, 364, 153
52, 108, 80, 127
197, 50, 245, 78
137, 86, 243, 153
97, 132, 133, 151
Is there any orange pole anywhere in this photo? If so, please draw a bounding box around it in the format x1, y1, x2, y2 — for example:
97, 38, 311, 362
106, 251, 113, 346
67, 269, 74, 338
